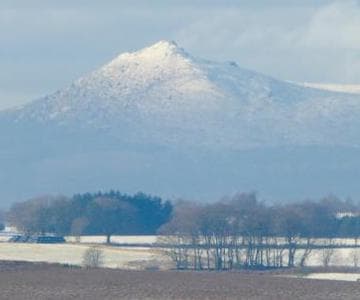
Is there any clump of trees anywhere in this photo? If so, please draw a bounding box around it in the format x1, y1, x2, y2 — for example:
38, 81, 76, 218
7, 191, 173, 243
159, 193, 360, 270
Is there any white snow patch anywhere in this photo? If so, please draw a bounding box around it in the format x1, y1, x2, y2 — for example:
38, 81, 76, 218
298, 82, 360, 95
305, 273, 360, 282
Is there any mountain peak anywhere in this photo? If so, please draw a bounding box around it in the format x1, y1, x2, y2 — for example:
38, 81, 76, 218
138, 40, 186, 57
146, 40, 179, 50
109, 40, 189, 66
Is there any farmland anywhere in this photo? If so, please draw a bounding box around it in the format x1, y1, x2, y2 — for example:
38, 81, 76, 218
0, 236, 359, 269
0, 241, 168, 270
0, 261, 359, 300
1, 235, 360, 283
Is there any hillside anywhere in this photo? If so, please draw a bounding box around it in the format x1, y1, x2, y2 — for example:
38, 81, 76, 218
1, 41, 360, 204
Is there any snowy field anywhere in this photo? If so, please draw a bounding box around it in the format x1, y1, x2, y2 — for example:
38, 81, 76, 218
304, 273, 360, 282
282, 272, 360, 282
0, 234, 360, 282
65, 235, 158, 245
0, 242, 169, 269
0, 242, 359, 281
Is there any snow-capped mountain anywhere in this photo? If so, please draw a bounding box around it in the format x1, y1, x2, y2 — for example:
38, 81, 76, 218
1, 40, 360, 204
6, 40, 360, 148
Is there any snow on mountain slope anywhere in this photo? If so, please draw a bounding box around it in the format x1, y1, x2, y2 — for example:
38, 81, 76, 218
14, 41, 222, 123
299, 82, 360, 95
1, 40, 360, 204
5, 40, 360, 149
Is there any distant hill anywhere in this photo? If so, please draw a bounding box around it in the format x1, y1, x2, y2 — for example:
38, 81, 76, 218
1, 41, 360, 205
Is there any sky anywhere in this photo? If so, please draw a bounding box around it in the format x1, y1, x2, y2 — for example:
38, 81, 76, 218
1, 0, 360, 110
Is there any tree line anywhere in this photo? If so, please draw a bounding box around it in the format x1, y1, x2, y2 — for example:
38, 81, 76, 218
7, 191, 173, 243
6, 190, 360, 270
159, 193, 360, 270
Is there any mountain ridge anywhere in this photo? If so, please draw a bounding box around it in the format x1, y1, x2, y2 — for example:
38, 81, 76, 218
1, 40, 360, 205
5, 40, 360, 149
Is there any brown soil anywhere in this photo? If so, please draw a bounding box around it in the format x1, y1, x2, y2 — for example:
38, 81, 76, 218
0, 261, 359, 299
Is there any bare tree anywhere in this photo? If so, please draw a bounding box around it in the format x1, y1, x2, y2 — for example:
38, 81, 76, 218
159, 235, 190, 270
321, 240, 335, 268
274, 205, 303, 267
350, 249, 360, 268
158, 201, 201, 270
82, 246, 104, 268
299, 238, 314, 267
71, 217, 89, 243
7, 195, 70, 235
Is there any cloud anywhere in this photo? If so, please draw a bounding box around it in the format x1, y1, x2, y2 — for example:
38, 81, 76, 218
300, 1, 360, 49
175, 0, 360, 83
